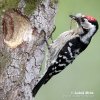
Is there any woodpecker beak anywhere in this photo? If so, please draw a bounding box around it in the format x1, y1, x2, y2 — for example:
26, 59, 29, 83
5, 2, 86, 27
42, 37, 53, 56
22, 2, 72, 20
69, 15, 76, 20
69, 15, 80, 25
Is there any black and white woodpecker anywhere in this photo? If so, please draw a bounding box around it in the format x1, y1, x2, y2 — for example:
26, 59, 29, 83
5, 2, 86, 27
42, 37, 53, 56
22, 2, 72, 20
32, 13, 99, 97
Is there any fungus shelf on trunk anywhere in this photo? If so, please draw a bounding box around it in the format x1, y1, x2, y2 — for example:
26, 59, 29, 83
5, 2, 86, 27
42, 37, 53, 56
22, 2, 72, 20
2, 9, 33, 48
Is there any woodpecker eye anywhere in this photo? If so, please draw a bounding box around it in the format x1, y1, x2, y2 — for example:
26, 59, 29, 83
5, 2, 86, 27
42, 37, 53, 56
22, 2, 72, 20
81, 17, 85, 22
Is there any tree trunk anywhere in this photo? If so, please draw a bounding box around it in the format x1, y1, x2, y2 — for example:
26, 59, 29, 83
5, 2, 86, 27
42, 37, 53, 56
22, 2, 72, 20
0, 0, 58, 100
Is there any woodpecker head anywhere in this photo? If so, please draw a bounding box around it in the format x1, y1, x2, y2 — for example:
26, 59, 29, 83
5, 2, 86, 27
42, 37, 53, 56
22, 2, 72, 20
69, 13, 99, 44
69, 13, 98, 30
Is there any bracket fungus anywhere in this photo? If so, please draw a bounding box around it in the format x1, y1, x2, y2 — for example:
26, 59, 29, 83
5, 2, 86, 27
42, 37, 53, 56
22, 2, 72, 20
2, 9, 33, 48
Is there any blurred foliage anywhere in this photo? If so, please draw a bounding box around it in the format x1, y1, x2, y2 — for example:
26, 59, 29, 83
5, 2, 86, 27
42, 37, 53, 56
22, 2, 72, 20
0, 0, 18, 14
0, 0, 44, 15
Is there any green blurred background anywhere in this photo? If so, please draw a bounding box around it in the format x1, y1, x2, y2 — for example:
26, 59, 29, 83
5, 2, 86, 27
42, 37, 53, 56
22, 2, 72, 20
36, 0, 100, 100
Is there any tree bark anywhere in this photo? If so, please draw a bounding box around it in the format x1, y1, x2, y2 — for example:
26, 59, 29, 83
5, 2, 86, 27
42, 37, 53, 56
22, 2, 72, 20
0, 0, 58, 100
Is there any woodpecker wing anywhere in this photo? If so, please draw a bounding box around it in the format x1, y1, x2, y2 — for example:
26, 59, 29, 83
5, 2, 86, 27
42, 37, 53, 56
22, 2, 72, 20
48, 28, 80, 66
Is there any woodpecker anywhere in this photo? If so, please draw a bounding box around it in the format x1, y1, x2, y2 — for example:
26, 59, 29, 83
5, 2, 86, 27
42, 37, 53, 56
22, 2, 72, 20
32, 13, 99, 97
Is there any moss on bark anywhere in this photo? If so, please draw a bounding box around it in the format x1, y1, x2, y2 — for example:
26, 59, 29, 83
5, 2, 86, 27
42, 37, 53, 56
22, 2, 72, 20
24, 0, 43, 15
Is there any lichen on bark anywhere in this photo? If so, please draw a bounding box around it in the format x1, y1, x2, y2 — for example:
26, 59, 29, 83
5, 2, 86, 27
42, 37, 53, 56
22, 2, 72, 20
0, 50, 11, 75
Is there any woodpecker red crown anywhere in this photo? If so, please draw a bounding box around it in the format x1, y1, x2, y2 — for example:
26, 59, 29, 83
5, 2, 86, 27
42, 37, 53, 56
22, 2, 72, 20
85, 16, 96, 22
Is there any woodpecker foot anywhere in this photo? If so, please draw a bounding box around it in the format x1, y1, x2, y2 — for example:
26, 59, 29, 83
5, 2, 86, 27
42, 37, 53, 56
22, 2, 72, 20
50, 25, 56, 43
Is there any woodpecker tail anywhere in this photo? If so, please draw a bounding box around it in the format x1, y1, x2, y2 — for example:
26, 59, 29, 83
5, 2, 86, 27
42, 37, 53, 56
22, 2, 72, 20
32, 71, 52, 97
32, 76, 44, 97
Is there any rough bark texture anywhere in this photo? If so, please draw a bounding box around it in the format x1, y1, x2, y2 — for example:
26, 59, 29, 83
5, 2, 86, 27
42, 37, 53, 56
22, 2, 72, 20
0, 0, 58, 100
